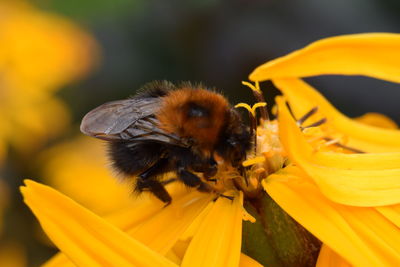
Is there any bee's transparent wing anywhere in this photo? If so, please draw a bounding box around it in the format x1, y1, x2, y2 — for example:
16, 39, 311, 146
80, 98, 159, 137
80, 98, 188, 147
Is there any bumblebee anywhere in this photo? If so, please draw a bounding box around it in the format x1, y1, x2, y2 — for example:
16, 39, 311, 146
80, 81, 251, 204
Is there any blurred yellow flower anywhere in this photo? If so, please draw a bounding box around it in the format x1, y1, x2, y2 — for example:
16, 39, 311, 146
0, 1, 96, 92
0, 179, 25, 267
0, 242, 27, 267
0, 179, 9, 236
0, 1, 98, 158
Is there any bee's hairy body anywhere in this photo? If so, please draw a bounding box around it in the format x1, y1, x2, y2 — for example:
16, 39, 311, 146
80, 81, 251, 204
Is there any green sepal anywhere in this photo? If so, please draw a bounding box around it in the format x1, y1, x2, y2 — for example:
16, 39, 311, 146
242, 193, 321, 267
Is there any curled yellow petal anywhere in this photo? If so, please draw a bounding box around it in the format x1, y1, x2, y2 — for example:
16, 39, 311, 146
21, 180, 177, 267
273, 78, 400, 152
316, 244, 351, 267
355, 112, 398, 129
249, 33, 400, 83
263, 166, 400, 266
276, 96, 400, 206
181, 192, 243, 267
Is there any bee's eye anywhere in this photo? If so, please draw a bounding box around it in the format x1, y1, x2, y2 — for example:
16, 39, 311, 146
187, 103, 209, 118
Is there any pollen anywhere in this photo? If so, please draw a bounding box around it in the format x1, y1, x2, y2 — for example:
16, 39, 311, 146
242, 81, 262, 94
302, 120, 358, 153
242, 206, 256, 223
232, 86, 288, 197
235, 102, 267, 118
242, 157, 265, 167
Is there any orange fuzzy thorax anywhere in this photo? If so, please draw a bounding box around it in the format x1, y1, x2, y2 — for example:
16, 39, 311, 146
156, 88, 229, 154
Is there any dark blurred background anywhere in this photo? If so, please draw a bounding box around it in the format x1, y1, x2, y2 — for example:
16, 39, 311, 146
37, 0, 400, 122
2, 0, 400, 266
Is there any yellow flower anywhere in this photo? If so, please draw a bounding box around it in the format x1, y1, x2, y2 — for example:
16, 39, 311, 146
250, 33, 400, 153
21, 33, 400, 267
0, 1, 97, 157
0, 1, 96, 92
0, 179, 26, 267
248, 33, 400, 266
21, 180, 260, 267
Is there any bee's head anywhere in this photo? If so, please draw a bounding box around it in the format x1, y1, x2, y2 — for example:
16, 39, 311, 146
215, 109, 252, 167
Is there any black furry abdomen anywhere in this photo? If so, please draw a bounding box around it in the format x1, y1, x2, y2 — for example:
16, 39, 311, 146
108, 141, 166, 176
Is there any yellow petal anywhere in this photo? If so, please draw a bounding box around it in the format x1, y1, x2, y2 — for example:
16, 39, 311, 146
316, 244, 351, 267
355, 113, 398, 129
263, 166, 400, 266
39, 137, 136, 215
276, 96, 400, 206
311, 151, 400, 172
21, 180, 177, 267
181, 192, 243, 267
165, 250, 183, 265
126, 191, 214, 255
376, 204, 400, 228
273, 78, 400, 152
43, 187, 167, 267
44, 184, 209, 267
249, 33, 400, 83
239, 253, 263, 267
42, 253, 74, 267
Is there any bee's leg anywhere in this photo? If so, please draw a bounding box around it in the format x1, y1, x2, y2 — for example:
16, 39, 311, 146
137, 178, 172, 204
161, 178, 178, 185
137, 158, 172, 204
203, 157, 218, 179
177, 166, 213, 193
190, 157, 217, 180
213, 194, 234, 202
139, 158, 169, 180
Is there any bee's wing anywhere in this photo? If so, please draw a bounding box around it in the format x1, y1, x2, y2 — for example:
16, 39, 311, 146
80, 98, 189, 147
80, 98, 159, 137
